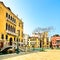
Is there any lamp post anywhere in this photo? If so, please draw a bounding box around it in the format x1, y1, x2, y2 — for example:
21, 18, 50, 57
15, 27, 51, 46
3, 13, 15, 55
16, 33, 20, 54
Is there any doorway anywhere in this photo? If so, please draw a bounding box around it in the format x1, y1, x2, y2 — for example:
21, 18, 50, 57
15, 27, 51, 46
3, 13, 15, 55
9, 38, 13, 45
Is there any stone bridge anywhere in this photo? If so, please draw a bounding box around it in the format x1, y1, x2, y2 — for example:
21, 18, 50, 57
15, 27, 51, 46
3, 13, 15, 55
0, 46, 14, 54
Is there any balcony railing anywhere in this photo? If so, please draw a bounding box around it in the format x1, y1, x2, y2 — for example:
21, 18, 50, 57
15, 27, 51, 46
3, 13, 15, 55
6, 30, 16, 36
6, 18, 16, 25
28, 41, 36, 45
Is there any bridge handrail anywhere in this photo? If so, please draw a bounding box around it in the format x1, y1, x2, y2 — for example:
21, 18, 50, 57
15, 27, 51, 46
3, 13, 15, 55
1, 46, 13, 51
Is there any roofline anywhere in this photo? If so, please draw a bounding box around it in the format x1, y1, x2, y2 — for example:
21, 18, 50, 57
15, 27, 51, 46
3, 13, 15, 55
29, 36, 38, 38
0, 1, 23, 23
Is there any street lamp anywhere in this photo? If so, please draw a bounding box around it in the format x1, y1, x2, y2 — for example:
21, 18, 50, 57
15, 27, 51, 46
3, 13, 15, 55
16, 33, 20, 54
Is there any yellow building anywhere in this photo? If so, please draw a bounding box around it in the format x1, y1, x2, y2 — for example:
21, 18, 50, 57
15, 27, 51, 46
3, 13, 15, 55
0, 2, 23, 49
28, 32, 50, 49
42, 32, 49, 48
28, 37, 40, 48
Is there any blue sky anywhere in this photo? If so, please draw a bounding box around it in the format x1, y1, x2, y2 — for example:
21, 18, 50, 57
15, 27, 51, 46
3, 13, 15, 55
1, 0, 60, 36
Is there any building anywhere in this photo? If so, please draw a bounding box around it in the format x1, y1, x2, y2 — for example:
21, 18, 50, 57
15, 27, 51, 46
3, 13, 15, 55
28, 36, 40, 48
23, 34, 29, 45
29, 32, 50, 48
0, 2, 23, 50
22, 34, 29, 51
51, 34, 60, 48
41, 32, 49, 48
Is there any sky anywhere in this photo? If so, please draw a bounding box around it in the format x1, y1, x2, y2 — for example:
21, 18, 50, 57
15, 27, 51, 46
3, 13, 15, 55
0, 0, 60, 36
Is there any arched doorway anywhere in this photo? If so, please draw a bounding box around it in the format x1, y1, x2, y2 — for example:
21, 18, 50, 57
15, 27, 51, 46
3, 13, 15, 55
9, 38, 13, 45
0, 42, 3, 49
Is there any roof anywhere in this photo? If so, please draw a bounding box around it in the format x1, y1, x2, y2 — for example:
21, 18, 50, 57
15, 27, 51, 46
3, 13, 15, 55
0, 1, 23, 23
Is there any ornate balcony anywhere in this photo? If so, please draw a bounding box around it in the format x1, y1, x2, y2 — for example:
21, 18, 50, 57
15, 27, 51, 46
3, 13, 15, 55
6, 18, 16, 26
6, 30, 16, 36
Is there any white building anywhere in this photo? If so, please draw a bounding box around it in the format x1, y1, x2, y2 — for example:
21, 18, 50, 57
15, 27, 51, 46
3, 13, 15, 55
23, 34, 29, 45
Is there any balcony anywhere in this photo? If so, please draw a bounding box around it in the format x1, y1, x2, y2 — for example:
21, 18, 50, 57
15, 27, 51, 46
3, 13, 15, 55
6, 18, 16, 26
28, 41, 36, 45
6, 30, 16, 36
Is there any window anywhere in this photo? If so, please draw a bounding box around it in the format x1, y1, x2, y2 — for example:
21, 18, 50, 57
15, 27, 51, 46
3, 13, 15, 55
14, 28, 15, 33
19, 23, 20, 27
6, 13, 8, 17
19, 38, 20, 42
17, 30, 20, 36
53, 42, 54, 44
21, 24, 23, 28
1, 34, 4, 39
22, 24, 23, 28
6, 35, 8, 40
21, 32, 23, 37
56, 40, 60, 44
6, 23, 8, 30
12, 18, 14, 22
11, 16, 12, 20
13, 18, 16, 23
6, 13, 16, 24
13, 27, 14, 33
17, 38, 18, 42
8, 25, 10, 30
13, 18, 14, 23
14, 19, 16, 23
10, 26, 12, 32
9, 15, 10, 19
14, 37, 15, 41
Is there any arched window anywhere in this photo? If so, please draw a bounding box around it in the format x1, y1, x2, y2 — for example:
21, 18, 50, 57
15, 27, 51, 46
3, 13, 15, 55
14, 19, 15, 23
14, 28, 15, 33
8, 24, 10, 31
10, 26, 12, 32
12, 18, 14, 22
10, 16, 12, 20
1, 34, 4, 39
6, 13, 8, 17
19, 23, 20, 27
10, 25, 12, 31
12, 27, 14, 32
6, 23, 8, 30
14, 37, 15, 41
12, 26, 14, 32
13, 27, 15, 33
17, 38, 18, 42
6, 35, 8, 40
9, 15, 10, 19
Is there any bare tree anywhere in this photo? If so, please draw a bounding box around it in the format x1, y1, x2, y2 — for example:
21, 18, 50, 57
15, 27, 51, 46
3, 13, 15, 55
32, 27, 53, 48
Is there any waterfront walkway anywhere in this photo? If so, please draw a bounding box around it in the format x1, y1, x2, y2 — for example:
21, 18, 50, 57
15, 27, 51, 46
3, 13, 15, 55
0, 49, 60, 60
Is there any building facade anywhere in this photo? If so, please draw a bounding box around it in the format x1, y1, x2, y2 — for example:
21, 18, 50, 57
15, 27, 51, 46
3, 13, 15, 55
28, 32, 50, 48
23, 34, 29, 45
41, 32, 49, 48
28, 36, 40, 48
0, 2, 23, 50
51, 35, 60, 48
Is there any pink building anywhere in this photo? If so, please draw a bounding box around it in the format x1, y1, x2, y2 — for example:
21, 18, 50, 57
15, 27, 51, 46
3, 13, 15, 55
51, 35, 60, 48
